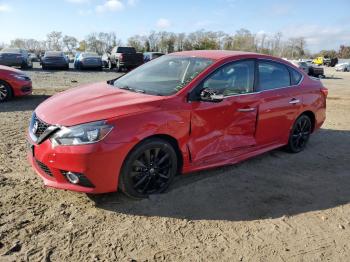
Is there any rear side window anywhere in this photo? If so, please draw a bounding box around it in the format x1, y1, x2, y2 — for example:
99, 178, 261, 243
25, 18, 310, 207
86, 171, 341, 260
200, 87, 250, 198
290, 68, 303, 85
258, 61, 291, 91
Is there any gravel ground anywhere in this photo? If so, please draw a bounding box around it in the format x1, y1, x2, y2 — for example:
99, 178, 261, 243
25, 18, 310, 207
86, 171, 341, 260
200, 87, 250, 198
0, 64, 349, 261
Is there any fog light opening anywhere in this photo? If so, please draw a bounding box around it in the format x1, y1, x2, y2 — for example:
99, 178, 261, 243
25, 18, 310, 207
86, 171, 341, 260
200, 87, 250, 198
66, 172, 80, 184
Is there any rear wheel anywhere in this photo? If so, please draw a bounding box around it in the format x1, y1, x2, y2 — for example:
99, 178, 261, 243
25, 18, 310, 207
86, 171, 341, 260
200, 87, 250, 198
119, 138, 178, 199
287, 115, 312, 153
0, 81, 13, 102
20, 61, 28, 69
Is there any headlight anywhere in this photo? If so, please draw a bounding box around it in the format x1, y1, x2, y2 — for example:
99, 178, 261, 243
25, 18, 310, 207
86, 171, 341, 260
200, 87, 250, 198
51, 120, 113, 147
11, 73, 30, 81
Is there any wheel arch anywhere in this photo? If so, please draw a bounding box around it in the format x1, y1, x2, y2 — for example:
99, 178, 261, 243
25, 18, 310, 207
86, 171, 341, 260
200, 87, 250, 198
128, 134, 184, 175
300, 110, 316, 132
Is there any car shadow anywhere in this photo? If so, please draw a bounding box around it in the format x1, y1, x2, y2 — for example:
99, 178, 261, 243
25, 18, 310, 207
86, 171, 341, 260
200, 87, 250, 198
89, 128, 350, 221
324, 76, 343, 80
0, 94, 50, 112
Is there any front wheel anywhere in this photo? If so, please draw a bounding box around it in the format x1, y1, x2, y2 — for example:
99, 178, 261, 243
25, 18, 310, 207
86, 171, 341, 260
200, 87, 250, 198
0, 81, 13, 102
286, 115, 312, 153
119, 139, 178, 199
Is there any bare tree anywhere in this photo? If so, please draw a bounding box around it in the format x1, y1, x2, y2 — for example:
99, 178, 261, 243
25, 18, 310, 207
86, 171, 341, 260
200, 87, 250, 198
46, 31, 63, 51
63, 35, 78, 53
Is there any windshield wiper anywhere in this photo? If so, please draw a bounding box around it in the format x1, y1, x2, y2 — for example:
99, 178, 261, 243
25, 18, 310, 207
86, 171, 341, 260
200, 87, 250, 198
118, 85, 145, 94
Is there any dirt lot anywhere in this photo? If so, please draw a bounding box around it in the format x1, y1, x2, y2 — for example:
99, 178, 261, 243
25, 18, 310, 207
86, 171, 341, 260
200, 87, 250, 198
0, 64, 349, 261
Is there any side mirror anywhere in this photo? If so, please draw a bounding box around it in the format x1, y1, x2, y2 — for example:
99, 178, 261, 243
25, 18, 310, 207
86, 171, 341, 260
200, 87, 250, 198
200, 88, 224, 103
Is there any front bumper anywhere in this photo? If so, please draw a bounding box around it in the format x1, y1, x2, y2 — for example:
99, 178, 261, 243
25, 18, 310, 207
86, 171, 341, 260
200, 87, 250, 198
27, 137, 133, 194
10, 79, 32, 96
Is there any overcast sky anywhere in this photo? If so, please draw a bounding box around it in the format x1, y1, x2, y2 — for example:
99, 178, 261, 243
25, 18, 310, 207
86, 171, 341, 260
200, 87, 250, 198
0, 0, 349, 52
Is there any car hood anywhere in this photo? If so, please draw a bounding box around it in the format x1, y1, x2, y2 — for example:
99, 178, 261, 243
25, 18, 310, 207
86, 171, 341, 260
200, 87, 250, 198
35, 82, 165, 126
0, 65, 25, 74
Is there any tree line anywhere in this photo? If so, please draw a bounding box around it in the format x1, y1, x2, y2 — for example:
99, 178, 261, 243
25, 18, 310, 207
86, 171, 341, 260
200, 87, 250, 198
1, 29, 350, 59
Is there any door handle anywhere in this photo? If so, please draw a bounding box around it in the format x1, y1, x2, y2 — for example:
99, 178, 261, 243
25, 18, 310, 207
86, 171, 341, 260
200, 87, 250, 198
289, 98, 300, 104
237, 108, 256, 112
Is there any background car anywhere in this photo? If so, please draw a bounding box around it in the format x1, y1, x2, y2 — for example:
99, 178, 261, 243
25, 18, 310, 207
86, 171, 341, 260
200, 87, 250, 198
306, 62, 325, 78
335, 62, 350, 72
143, 52, 164, 62
0, 48, 33, 69
107, 46, 144, 71
289, 60, 309, 74
74, 52, 102, 70
0, 65, 32, 102
101, 53, 109, 68
324, 57, 338, 67
41, 51, 69, 70
28, 53, 40, 62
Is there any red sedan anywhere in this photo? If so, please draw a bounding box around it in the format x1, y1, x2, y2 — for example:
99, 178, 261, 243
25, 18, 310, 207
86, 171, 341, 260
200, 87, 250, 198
28, 51, 327, 198
0, 65, 32, 102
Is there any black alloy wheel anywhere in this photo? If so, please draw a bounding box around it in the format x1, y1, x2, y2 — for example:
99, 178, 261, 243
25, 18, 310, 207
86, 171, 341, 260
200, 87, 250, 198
0, 81, 12, 102
287, 115, 312, 153
119, 139, 178, 199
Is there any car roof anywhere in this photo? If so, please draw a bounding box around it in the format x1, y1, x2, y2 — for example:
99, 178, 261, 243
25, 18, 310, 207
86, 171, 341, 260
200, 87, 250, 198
0, 48, 22, 53
169, 50, 267, 61
45, 51, 63, 56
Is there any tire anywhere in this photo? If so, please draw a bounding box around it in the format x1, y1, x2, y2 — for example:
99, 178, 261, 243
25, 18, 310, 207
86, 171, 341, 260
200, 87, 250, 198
286, 115, 312, 153
20, 61, 28, 69
0, 80, 13, 102
119, 138, 178, 199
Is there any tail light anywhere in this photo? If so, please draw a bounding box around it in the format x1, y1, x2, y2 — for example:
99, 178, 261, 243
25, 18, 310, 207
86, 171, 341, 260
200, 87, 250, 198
119, 54, 123, 62
320, 87, 328, 98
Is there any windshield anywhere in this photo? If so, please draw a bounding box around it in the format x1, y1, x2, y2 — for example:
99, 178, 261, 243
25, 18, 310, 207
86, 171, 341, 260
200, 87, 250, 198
113, 55, 213, 96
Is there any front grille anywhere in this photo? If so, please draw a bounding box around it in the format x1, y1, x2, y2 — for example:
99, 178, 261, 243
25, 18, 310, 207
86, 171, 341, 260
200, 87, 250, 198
35, 159, 53, 177
32, 114, 50, 138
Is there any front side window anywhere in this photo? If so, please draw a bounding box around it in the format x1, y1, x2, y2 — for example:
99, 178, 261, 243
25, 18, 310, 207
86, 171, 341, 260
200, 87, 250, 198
258, 61, 291, 91
202, 60, 255, 96
113, 55, 213, 96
